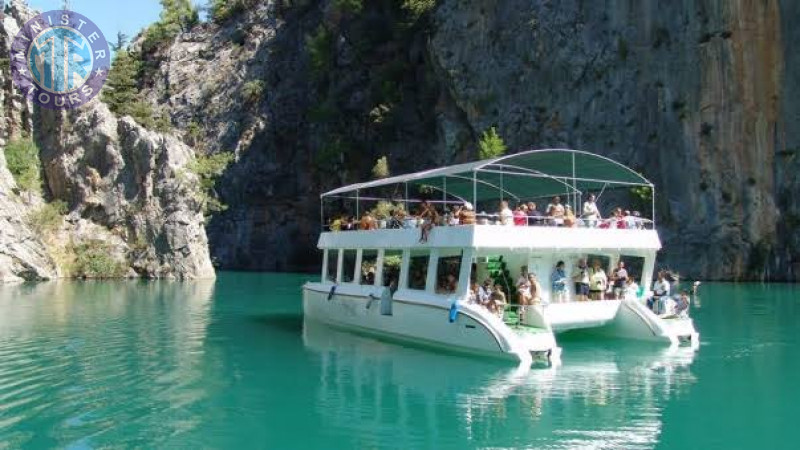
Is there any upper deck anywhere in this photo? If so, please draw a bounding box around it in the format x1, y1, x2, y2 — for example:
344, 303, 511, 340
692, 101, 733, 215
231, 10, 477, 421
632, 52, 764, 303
319, 225, 661, 255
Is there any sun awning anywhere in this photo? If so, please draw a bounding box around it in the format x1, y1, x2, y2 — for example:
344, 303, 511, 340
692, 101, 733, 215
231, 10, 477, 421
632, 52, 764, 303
322, 149, 653, 202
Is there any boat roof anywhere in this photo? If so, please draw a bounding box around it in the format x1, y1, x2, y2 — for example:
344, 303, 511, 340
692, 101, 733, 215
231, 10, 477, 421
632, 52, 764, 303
322, 149, 653, 202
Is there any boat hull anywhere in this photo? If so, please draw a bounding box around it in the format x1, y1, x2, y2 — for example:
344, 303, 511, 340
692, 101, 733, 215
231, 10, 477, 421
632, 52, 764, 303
303, 283, 558, 364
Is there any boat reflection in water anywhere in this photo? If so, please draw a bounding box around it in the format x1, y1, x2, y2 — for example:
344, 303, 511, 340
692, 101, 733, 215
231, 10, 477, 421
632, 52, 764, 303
303, 321, 697, 449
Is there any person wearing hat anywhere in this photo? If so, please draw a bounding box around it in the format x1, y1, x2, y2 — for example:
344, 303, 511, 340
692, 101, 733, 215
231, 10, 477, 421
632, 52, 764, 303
459, 202, 476, 225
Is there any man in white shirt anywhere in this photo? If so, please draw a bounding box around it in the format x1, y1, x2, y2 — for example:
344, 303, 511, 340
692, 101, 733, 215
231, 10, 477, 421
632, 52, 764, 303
547, 196, 565, 226
499, 200, 514, 225
650, 271, 671, 313
582, 193, 601, 227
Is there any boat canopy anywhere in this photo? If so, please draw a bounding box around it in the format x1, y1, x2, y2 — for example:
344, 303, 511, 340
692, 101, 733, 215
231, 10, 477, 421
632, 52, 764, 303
322, 149, 653, 203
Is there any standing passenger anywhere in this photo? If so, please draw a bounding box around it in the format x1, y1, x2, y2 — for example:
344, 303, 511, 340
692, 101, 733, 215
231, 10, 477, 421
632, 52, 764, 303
582, 193, 601, 227
551, 261, 568, 303
572, 258, 590, 302
589, 260, 608, 300
547, 196, 565, 226
526, 202, 540, 226
499, 201, 514, 226
459, 202, 476, 225
612, 261, 629, 299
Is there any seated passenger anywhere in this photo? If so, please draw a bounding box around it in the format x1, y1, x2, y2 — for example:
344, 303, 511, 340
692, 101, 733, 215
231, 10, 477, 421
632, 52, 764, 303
527, 273, 542, 304
563, 205, 577, 227
468, 281, 480, 304
448, 205, 462, 226
516, 266, 529, 288
478, 278, 493, 305
330, 215, 343, 232
513, 204, 528, 226
499, 201, 514, 226
623, 276, 640, 301
359, 212, 377, 230
551, 261, 568, 303
526, 201, 540, 226
675, 290, 691, 317
458, 202, 476, 225
547, 196, 565, 226
649, 271, 670, 313
388, 209, 405, 229
488, 284, 507, 316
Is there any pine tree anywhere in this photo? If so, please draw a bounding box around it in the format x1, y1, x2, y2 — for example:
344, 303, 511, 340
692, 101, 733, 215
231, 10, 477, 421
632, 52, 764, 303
102, 50, 140, 116
110, 32, 129, 52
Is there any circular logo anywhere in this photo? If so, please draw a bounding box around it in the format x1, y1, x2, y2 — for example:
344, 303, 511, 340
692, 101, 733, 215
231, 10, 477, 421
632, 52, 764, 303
9, 10, 109, 110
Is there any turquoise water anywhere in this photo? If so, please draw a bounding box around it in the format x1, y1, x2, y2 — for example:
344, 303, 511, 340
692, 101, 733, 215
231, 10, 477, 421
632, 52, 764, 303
0, 274, 797, 449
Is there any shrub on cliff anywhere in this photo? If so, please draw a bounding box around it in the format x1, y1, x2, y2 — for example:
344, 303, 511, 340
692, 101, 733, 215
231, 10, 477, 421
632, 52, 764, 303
103, 50, 141, 114
186, 152, 235, 217
70, 240, 127, 279
143, 0, 199, 52
4, 138, 42, 193
242, 80, 265, 104
27, 201, 68, 236
372, 156, 390, 179
208, 0, 252, 24
478, 127, 506, 160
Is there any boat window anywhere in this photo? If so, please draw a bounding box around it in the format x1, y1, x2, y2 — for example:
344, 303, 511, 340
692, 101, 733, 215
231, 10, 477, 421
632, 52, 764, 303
435, 250, 463, 294
407, 251, 430, 290
342, 250, 357, 283
382, 250, 402, 289
326, 250, 338, 282
360, 250, 379, 285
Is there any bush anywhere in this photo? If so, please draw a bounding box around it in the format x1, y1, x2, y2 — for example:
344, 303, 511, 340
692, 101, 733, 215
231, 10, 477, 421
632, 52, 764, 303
71, 240, 127, 279
241, 80, 265, 104
371, 156, 390, 179
186, 121, 203, 146
27, 201, 68, 235
478, 127, 507, 160
402, 0, 437, 20
306, 25, 334, 76
208, 0, 255, 24
187, 152, 235, 217
4, 138, 42, 193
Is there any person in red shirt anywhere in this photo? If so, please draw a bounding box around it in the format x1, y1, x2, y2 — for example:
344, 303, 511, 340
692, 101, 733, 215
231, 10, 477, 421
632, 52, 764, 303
513, 204, 528, 226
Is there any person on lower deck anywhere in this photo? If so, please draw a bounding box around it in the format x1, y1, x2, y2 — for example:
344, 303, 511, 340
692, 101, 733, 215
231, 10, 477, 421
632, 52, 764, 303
675, 290, 691, 317
551, 261, 568, 303
488, 284, 507, 316
589, 260, 608, 300
572, 258, 590, 302
623, 276, 640, 301
528, 274, 542, 304
650, 271, 670, 313
612, 261, 628, 299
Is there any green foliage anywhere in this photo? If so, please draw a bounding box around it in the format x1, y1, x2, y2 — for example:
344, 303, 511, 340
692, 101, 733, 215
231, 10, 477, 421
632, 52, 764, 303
4, 138, 42, 193
242, 80, 265, 104
478, 127, 507, 160
102, 50, 140, 114
383, 254, 402, 268
143, 0, 199, 52
110, 31, 129, 52
27, 201, 68, 235
334, 0, 363, 14
186, 121, 203, 146
70, 240, 127, 279
208, 0, 249, 24
306, 25, 334, 76
187, 152, 235, 217
371, 156, 390, 179
401, 0, 437, 20
630, 185, 653, 212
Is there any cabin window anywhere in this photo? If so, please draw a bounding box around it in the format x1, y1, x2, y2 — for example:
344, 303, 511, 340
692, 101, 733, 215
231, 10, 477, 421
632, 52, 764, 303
342, 250, 357, 283
325, 250, 338, 282
382, 250, 402, 289
407, 251, 430, 291
360, 250, 379, 285
436, 250, 463, 294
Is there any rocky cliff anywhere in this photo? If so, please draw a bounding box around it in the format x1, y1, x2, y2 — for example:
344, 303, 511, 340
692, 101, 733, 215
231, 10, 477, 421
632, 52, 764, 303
134, 0, 797, 281
0, 0, 215, 281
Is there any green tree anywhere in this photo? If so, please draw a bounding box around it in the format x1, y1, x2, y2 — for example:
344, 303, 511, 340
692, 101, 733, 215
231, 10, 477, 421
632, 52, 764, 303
478, 127, 506, 159
102, 50, 140, 114
110, 31, 129, 52
372, 156, 390, 179
143, 0, 199, 52
4, 138, 42, 193
306, 25, 334, 76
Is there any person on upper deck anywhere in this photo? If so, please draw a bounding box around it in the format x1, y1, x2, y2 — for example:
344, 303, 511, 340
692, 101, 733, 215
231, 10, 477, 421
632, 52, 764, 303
513, 204, 528, 226
458, 202, 476, 225
526, 201, 540, 226
360, 211, 377, 230
582, 193, 601, 227
330, 215, 343, 232
551, 261, 568, 303
563, 205, 577, 227
547, 196, 565, 226
418, 200, 438, 242
572, 258, 590, 302
499, 200, 514, 226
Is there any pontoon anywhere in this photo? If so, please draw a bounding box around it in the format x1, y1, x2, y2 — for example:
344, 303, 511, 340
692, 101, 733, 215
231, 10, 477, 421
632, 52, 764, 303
302, 149, 699, 365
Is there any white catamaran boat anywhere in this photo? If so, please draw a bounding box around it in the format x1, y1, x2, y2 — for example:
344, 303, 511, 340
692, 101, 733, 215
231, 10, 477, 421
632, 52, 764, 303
303, 149, 699, 365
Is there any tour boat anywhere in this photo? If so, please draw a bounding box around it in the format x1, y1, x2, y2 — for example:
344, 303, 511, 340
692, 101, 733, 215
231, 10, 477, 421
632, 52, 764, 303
302, 149, 699, 365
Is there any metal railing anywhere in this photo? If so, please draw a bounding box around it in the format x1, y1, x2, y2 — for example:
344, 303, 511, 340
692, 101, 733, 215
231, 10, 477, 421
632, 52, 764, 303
323, 215, 655, 232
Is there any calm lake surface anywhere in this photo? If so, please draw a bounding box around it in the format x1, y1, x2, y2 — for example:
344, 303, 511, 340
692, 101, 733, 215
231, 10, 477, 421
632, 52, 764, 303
0, 273, 797, 449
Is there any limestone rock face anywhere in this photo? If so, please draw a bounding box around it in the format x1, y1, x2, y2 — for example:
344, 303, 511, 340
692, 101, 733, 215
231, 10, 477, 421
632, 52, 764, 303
136, 0, 796, 281
0, 151, 59, 283
35, 102, 216, 280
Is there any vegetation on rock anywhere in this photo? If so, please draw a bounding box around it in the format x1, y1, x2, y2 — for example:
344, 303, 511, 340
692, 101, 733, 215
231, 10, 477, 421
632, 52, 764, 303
306, 25, 334, 76
70, 240, 128, 279
4, 138, 42, 193
208, 0, 253, 24
372, 156, 390, 179
143, 0, 199, 52
478, 127, 506, 160
242, 80, 265, 104
27, 201, 68, 236
186, 152, 235, 217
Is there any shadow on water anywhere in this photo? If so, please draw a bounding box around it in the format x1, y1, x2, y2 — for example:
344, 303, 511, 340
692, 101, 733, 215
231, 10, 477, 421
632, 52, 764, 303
249, 313, 305, 335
